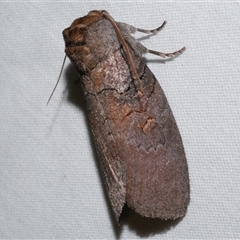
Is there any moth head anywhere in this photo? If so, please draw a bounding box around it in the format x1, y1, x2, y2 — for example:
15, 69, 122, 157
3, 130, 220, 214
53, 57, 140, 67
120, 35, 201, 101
62, 10, 105, 48
63, 24, 86, 47
63, 10, 118, 73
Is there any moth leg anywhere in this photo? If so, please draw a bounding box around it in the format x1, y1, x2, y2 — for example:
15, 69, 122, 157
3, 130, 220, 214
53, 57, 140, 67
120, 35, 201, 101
147, 46, 186, 58
116, 21, 166, 35
134, 21, 186, 58
136, 21, 167, 34
116, 21, 185, 58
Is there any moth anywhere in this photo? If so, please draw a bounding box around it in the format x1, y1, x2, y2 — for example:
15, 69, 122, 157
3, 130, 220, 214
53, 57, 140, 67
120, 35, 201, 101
62, 10, 190, 222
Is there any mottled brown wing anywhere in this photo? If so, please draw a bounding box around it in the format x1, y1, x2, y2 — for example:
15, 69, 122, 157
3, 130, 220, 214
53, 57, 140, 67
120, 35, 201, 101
83, 82, 126, 220
117, 61, 190, 220
82, 47, 189, 220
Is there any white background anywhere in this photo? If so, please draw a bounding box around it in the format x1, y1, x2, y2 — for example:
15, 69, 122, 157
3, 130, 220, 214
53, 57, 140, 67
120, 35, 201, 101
1, 2, 240, 239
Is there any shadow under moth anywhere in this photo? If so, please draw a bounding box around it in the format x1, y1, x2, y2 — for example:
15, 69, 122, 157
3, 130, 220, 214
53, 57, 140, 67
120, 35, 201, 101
61, 10, 190, 222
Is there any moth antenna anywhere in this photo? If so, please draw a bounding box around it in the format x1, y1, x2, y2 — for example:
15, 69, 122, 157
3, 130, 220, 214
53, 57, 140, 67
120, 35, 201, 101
102, 11, 144, 94
47, 55, 67, 105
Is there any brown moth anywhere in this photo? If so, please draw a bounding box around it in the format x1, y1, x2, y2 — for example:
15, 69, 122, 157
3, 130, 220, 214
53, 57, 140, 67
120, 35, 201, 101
62, 10, 189, 222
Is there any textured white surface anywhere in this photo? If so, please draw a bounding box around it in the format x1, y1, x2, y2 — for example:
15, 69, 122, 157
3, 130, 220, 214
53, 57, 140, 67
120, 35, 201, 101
1, 2, 240, 239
